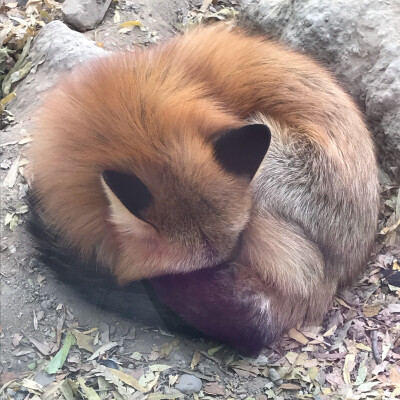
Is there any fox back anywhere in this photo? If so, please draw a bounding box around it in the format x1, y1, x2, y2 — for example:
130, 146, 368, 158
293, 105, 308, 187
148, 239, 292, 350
29, 25, 379, 355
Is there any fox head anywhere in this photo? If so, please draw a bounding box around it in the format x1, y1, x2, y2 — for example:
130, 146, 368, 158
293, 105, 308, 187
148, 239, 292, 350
101, 123, 271, 283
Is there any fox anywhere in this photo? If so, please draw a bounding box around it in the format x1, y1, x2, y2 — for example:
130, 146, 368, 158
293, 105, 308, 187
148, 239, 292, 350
28, 24, 379, 355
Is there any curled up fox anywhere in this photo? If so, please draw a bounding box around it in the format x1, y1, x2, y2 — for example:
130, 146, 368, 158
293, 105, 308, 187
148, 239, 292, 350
28, 24, 379, 355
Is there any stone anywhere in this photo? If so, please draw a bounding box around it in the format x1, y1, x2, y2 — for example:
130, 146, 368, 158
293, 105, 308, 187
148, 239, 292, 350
268, 368, 283, 386
241, 0, 400, 180
40, 300, 51, 310
8, 21, 106, 116
62, 0, 112, 31
33, 370, 55, 387
175, 374, 202, 394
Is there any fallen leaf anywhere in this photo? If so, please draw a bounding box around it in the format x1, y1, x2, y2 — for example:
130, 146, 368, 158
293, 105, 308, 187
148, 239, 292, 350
334, 296, 353, 309
357, 381, 380, 393
21, 378, 43, 394
3, 155, 20, 188
355, 352, 368, 385
204, 382, 225, 396
208, 344, 224, 356
46, 331, 76, 374
60, 380, 75, 400
0, 92, 16, 109
88, 341, 118, 360
113, 10, 120, 24
288, 328, 309, 345
110, 368, 148, 392
343, 353, 356, 385
28, 336, 52, 356
149, 364, 171, 373
72, 329, 94, 352
4, 212, 18, 230
159, 340, 179, 358
169, 374, 178, 386
372, 361, 388, 375
191, 350, 201, 369
77, 376, 101, 400
388, 303, 400, 313
119, 20, 143, 28
323, 325, 337, 337
278, 383, 302, 390
130, 351, 142, 361
355, 343, 371, 352
363, 304, 381, 317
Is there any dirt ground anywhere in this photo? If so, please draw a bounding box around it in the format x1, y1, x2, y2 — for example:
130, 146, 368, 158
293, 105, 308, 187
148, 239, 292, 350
0, 1, 399, 399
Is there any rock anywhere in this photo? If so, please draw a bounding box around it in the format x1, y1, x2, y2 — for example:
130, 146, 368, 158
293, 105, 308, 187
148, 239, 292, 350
33, 370, 55, 387
8, 21, 106, 116
62, 0, 112, 31
268, 368, 283, 386
40, 300, 52, 310
242, 0, 400, 180
175, 374, 202, 394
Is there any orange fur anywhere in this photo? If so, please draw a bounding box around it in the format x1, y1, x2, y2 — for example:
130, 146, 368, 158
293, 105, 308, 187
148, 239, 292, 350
29, 25, 379, 339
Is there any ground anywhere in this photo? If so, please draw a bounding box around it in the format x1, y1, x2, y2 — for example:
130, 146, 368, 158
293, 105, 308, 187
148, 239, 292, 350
0, 1, 399, 399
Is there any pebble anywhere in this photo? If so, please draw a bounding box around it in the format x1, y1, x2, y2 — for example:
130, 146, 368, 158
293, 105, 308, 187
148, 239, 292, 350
40, 300, 52, 310
33, 370, 55, 387
175, 374, 202, 394
269, 368, 283, 386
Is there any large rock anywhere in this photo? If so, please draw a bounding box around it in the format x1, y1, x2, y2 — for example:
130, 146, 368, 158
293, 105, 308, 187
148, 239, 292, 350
241, 0, 400, 180
62, 0, 112, 31
9, 21, 106, 115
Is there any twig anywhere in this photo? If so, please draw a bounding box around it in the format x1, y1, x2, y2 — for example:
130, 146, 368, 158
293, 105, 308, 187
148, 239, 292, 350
371, 330, 381, 364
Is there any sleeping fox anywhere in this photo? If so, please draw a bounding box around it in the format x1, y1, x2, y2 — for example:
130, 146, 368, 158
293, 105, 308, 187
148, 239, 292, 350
28, 25, 379, 355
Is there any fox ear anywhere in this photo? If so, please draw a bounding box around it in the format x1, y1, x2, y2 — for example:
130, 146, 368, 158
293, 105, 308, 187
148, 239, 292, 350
213, 124, 271, 179
101, 170, 152, 219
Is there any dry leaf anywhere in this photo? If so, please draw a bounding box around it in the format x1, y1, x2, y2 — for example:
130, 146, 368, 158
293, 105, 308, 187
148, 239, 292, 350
169, 374, 178, 386
28, 336, 52, 356
208, 344, 223, 356
110, 368, 148, 392
388, 303, 400, 313
335, 296, 353, 309
390, 366, 400, 385
288, 328, 309, 345
363, 304, 381, 317
204, 382, 225, 396
3, 155, 20, 188
191, 350, 201, 369
278, 383, 302, 390
72, 330, 94, 353
119, 20, 143, 28
343, 353, 356, 384
113, 10, 120, 24
88, 341, 118, 360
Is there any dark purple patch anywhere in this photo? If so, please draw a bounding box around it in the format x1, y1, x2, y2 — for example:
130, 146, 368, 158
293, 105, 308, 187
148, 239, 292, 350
149, 264, 275, 356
